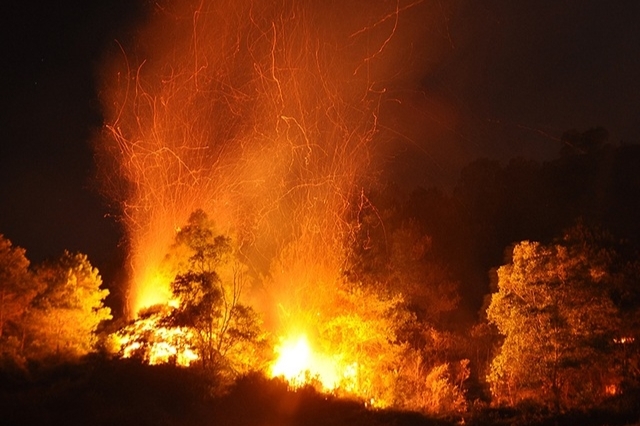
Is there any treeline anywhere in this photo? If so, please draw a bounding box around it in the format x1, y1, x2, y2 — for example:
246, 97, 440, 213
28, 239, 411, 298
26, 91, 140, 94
356, 127, 640, 316
348, 127, 640, 411
2, 127, 640, 421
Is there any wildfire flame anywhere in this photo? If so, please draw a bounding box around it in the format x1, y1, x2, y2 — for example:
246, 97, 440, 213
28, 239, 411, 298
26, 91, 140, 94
271, 333, 356, 392
115, 306, 199, 366
97, 0, 432, 317
119, 324, 199, 366
272, 335, 314, 385
98, 0, 437, 409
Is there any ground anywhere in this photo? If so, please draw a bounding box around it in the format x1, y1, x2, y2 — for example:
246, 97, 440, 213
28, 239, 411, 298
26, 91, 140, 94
1, 358, 638, 426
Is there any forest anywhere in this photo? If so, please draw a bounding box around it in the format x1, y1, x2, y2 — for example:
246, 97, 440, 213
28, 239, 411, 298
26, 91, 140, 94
2, 127, 640, 425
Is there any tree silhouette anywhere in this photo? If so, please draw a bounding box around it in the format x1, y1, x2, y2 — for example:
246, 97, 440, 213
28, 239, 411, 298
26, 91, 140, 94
168, 210, 266, 376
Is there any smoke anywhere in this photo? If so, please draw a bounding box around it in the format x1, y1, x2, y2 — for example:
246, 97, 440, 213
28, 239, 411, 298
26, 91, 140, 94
95, 0, 448, 319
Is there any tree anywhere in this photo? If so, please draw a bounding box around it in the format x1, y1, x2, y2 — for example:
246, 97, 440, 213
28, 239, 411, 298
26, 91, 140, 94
25, 252, 111, 360
487, 226, 622, 410
315, 283, 412, 407
342, 190, 468, 411
385, 221, 460, 324
0, 235, 40, 361
168, 210, 266, 376
344, 191, 460, 327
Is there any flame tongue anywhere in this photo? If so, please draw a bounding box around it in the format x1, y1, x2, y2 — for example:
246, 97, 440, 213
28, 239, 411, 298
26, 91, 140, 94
271, 335, 313, 384
271, 334, 344, 390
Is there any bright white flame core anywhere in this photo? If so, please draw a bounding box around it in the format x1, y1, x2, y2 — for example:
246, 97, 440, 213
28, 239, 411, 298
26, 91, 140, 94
116, 313, 199, 366
271, 334, 356, 391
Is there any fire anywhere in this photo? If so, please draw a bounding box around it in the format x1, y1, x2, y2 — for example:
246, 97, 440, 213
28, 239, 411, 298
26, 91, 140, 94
119, 324, 199, 366
96, 0, 427, 318
97, 0, 435, 408
134, 269, 174, 313
271, 333, 356, 392
115, 306, 199, 366
271, 335, 313, 384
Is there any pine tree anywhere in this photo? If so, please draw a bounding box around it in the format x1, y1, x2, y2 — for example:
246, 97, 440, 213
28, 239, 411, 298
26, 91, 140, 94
25, 252, 111, 360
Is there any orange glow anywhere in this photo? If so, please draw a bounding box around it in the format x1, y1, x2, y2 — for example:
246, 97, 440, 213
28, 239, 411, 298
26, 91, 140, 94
271, 335, 314, 385
92, 1, 466, 413
271, 333, 355, 391
115, 308, 199, 366
119, 325, 198, 366
98, 0, 430, 408
133, 269, 174, 313
96, 0, 424, 318
605, 384, 618, 396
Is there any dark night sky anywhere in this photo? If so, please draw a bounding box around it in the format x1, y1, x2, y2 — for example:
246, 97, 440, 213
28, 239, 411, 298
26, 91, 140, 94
1, 0, 639, 290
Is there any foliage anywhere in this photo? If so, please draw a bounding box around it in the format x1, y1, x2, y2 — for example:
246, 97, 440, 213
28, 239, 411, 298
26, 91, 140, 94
343, 192, 468, 413
24, 252, 112, 360
396, 351, 469, 415
0, 235, 39, 363
317, 283, 411, 406
422, 361, 469, 414
345, 193, 460, 327
115, 304, 199, 366
386, 221, 460, 324
0, 237, 111, 364
302, 279, 470, 414
399, 136, 640, 315
487, 225, 625, 410
168, 209, 268, 377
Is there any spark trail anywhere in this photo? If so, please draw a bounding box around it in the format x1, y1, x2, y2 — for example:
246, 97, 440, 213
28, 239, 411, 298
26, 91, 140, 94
97, 0, 429, 324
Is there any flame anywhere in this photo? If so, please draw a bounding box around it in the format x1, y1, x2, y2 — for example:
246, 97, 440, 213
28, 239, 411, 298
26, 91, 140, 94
271, 333, 356, 391
96, 0, 414, 317
115, 307, 199, 366
271, 335, 313, 384
120, 325, 199, 366
97, 0, 435, 408
134, 269, 174, 313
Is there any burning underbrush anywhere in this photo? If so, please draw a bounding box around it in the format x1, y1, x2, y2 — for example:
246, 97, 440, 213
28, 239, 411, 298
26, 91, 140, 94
101, 197, 470, 414
112, 275, 415, 408
112, 299, 470, 414
115, 304, 199, 366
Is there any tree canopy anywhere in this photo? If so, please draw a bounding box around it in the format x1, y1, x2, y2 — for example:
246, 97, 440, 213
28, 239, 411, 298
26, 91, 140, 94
487, 224, 634, 410
0, 237, 111, 364
168, 210, 267, 376
0, 235, 39, 361
25, 252, 112, 360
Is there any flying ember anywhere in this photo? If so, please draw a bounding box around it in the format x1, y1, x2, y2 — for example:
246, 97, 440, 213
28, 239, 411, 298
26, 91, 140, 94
97, 0, 427, 317
97, 0, 435, 406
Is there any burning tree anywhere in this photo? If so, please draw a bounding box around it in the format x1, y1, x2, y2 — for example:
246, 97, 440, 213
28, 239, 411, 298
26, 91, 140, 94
117, 210, 267, 378
167, 210, 267, 376
269, 281, 412, 406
